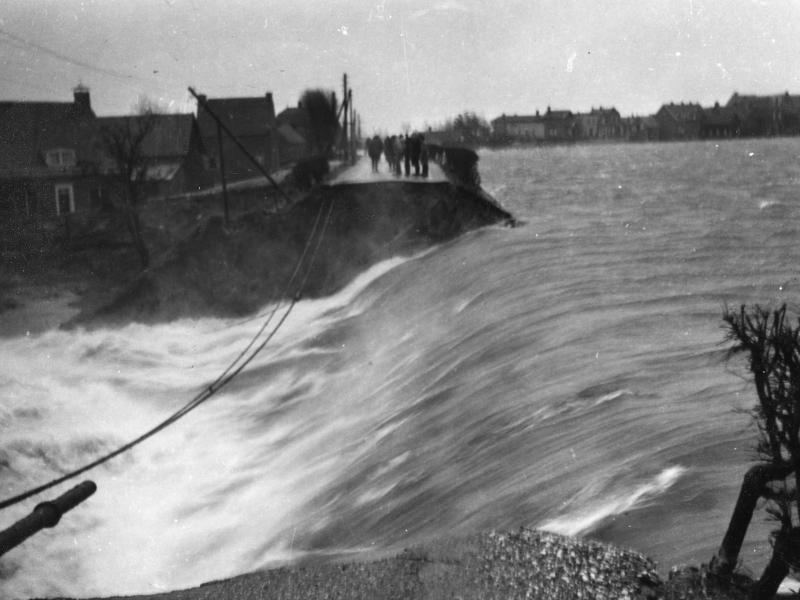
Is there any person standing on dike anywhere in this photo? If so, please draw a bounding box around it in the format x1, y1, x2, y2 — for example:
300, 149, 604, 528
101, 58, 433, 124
368, 135, 383, 173
420, 134, 429, 177
409, 133, 422, 176
383, 135, 395, 174
394, 135, 404, 176
403, 134, 411, 176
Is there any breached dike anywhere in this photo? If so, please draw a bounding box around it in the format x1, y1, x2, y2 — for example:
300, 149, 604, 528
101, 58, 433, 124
70, 177, 514, 328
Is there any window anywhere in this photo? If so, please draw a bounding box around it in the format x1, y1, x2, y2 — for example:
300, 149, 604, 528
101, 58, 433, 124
55, 184, 75, 215
45, 149, 77, 168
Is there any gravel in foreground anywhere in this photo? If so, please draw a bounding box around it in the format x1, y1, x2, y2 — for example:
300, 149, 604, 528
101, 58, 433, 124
53, 528, 667, 600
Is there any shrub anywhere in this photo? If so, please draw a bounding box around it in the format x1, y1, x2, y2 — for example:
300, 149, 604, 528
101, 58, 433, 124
291, 156, 329, 190
710, 304, 800, 599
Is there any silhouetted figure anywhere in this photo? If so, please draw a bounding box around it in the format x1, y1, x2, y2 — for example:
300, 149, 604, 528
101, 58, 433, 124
420, 134, 429, 177
368, 135, 383, 173
403, 134, 411, 176
409, 133, 422, 176
394, 136, 403, 175
384, 135, 395, 174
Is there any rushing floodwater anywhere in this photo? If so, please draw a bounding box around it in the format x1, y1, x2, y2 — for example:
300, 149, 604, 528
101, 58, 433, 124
3, 139, 800, 598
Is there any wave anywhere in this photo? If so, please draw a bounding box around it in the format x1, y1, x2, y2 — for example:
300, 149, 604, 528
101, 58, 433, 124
538, 466, 686, 537
758, 199, 782, 210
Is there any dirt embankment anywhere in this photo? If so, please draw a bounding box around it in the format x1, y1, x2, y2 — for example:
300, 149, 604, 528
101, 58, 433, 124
69, 180, 513, 328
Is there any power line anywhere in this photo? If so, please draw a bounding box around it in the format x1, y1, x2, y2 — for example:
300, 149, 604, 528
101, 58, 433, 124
0, 29, 142, 84
0, 29, 181, 101
0, 196, 336, 511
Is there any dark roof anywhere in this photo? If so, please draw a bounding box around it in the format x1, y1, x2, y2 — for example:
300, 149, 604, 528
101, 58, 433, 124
590, 107, 620, 117
702, 105, 738, 126
277, 123, 306, 145
0, 101, 98, 177
197, 95, 276, 139
490, 114, 542, 125
0, 102, 16, 119
276, 106, 310, 129
658, 103, 703, 122
727, 92, 800, 113
545, 109, 573, 120
97, 113, 201, 159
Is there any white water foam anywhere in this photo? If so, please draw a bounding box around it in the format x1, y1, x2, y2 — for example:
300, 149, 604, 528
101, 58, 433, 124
758, 199, 782, 210
539, 466, 686, 537
0, 255, 422, 598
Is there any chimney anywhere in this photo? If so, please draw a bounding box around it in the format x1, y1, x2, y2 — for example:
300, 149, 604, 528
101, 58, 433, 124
73, 84, 91, 114
197, 94, 207, 109
265, 92, 275, 120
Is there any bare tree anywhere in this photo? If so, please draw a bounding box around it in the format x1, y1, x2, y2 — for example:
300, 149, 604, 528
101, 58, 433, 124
440, 112, 491, 146
710, 304, 800, 599
299, 88, 339, 157
99, 99, 160, 269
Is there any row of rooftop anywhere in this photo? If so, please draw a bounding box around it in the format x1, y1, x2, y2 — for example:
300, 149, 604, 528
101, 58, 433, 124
3, 86, 800, 229
0, 85, 325, 225
488, 92, 800, 143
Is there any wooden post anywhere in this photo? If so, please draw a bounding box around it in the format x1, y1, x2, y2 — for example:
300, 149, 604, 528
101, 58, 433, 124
342, 73, 349, 162
0, 481, 96, 557
709, 462, 795, 579
348, 90, 355, 164
216, 122, 230, 225
189, 88, 286, 211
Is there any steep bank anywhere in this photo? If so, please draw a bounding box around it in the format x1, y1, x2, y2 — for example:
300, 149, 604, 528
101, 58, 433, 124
72, 180, 513, 327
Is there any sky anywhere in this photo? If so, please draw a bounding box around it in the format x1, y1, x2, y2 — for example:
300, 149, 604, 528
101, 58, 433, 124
2, 0, 800, 133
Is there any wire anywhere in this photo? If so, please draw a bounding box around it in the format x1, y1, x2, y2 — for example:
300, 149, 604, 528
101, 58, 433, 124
0, 196, 335, 510
0, 29, 183, 101
0, 29, 145, 84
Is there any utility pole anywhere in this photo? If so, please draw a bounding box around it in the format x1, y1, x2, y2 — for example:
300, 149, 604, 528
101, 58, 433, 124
348, 89, 355, 164
342, 73, 349, 162
190, 87, 289, 210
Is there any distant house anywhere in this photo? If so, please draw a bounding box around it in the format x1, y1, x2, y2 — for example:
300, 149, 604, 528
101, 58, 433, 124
622, 116, 660, 142
196, 93, 279, 180
575, 107, 622, 140
594, 107, 621, 138
541, 107, 576, 142
97, 113, 207, 198
575, 113, 599, 139
655, 102, 703, 140
726, 91, 800, 137
0, 85, 106, 229
422, 128, 450, 146
276, 104, 311, 164
700, 102, 740, 139
490, 114, 545, 142
490, 109, 576, 143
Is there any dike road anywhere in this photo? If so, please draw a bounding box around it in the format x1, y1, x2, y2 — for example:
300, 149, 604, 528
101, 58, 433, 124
329, 158, 449, 185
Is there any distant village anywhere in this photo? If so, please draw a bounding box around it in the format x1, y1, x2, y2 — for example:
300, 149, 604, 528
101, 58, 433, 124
484, 91, 800, 145
3, 85, 800, 244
